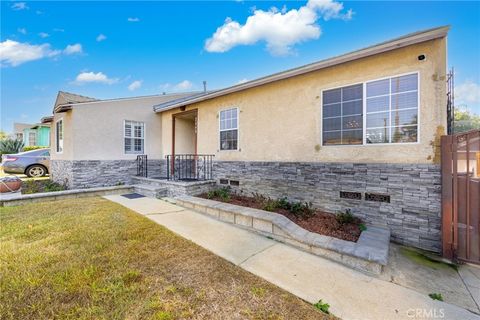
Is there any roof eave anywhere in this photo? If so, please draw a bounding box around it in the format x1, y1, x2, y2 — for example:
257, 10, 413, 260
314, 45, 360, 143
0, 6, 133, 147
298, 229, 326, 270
153, 26, 449, 113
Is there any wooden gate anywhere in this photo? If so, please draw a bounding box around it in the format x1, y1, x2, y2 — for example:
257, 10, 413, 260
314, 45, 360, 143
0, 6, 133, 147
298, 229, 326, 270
441, 129, 480, 263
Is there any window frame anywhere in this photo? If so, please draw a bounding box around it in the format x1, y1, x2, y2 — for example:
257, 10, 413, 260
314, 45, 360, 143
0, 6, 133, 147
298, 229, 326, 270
320, 71, 420, 147
218, 107, 239, 151
55, 119, 63, 154
123, 120, 146, 155
28, 131, 37, 146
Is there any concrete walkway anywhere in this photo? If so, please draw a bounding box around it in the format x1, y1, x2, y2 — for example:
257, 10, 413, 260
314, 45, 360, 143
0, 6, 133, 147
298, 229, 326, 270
104, 195, 480, 320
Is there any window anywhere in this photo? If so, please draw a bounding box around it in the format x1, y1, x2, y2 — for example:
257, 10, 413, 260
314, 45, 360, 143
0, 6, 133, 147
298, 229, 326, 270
219, 108, 238, 150
28, 131, 36, 146
366, 73, 418, 144
15, 133, 23, 141
322, 84, 363, 145
56, 120, 63, 153
124, 120, 145, 154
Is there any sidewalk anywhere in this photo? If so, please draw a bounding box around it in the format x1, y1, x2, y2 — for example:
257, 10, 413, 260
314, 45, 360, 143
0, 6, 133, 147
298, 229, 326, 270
104, 195, 479, 320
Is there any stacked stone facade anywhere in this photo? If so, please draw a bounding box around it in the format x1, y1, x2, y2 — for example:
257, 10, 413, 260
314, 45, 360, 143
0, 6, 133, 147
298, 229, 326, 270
213, 161, 442, 253
51, 159, 164, 189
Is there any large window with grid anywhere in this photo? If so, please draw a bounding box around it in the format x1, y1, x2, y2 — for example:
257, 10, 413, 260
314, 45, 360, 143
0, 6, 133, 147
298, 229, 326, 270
219, 108, 238, 150
124, 120, 145, 154
322, 84, 363, 145
366, 73, 418, 144
56, 120, 63, 153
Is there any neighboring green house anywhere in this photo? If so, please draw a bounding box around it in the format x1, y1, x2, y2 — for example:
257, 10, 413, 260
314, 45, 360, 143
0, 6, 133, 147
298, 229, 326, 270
24, 124, 50, 147
18, 116, 53, 147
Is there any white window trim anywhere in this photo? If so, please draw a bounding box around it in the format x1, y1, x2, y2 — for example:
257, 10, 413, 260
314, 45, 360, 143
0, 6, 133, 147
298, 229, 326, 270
123, 120, 146, 155
55, 118, 63, 154
320, 71, 420, 147
218, 107, 239, 151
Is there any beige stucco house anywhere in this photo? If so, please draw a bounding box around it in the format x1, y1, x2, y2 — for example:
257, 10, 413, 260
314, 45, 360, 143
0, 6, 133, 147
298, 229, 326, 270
51, 26, 449, 252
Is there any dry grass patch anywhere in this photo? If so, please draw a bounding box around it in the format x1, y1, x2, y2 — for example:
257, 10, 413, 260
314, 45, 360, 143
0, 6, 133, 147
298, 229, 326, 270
0, 197, 332, 320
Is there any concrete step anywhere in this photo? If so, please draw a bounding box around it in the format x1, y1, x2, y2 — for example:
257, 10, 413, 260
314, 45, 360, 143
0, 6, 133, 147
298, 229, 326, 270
133, 184, 167, 199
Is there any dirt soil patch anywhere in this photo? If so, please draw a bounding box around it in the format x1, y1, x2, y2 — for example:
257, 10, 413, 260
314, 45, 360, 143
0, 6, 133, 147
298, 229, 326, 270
0, 197, 332, 320
200, 193, 362, 242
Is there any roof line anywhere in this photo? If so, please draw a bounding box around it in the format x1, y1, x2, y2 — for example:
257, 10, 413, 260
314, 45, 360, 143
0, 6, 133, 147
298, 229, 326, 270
53, 91, 202, 113
153, 25, 449, 113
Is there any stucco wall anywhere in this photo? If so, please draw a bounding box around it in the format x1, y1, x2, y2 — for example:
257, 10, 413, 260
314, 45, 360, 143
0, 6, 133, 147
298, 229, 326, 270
51, 94, 195, 161
160, 38, 447, 164
174, 117, 196, 154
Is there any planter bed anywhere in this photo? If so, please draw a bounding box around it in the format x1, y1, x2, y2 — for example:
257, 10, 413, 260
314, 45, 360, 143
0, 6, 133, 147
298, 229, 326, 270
174, 195, 391, 275
200, 193, 362, 242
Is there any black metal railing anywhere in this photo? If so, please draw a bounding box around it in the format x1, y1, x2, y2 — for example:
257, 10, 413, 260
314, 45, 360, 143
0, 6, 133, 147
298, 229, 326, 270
136, 155, 148, 177
166, 154, 214, 181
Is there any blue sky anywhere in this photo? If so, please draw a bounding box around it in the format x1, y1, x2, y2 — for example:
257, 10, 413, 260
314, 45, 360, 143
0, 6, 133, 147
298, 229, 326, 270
1, 1, 479, 133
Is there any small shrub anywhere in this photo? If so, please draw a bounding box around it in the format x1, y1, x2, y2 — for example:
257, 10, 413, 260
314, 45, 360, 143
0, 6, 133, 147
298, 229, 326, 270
22, 146, 47, 152
428, 293, 443, 301
22, 180, 65, 194
277, 197, 291, 210
313, 299, 330, 314
262, 198, 278, 212
0, 138, 24, 156
290, 201, 314, 219
359, 223, 367, 232
336, 209, 355, 225
207, 187, 231, 201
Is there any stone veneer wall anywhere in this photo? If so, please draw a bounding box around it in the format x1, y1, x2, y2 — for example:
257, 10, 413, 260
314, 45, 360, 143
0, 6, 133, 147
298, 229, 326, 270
213, 161, 442, 253
51, 159, 165, 189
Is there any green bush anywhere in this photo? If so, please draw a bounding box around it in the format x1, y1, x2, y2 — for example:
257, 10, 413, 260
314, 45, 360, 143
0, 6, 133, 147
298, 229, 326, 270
23, 146, 48, 152
290, 201, 314, 219
22, 180, 65, 194
0, 138, 24, 156
428, 293, 443, 301
336, 209, 355, 225
313, 299, 330, 314
206, 187, 231, 201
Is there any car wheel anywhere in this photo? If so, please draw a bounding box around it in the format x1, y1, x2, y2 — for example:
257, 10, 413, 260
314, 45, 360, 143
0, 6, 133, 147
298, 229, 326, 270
26, 165, 47, 177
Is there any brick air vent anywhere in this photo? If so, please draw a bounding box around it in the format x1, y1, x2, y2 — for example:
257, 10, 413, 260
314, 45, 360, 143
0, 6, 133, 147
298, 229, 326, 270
340, 191, 362, 200
219, 179, 229, 185
365, 193, 390, 203
229, 180, 240, 186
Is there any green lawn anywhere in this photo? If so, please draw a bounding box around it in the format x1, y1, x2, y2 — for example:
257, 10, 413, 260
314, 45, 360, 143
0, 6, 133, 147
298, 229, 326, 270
0, 197, 330, 320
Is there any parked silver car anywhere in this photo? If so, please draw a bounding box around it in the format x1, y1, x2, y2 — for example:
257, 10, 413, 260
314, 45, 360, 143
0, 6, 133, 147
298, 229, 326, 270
1, 149, 50, 177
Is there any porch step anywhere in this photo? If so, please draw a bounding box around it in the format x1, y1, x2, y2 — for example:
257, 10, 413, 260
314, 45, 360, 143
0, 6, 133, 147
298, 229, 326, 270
133, 184, 167, 199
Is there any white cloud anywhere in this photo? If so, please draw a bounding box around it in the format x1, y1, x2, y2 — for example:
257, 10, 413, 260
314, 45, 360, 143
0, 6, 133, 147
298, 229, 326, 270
64, 43, 83, 55
0, 39, 60, 66
38, 32, 49, 38
17, 28, 27, 35
237, 78, 248, 84
12, 2, 28, 10
96, 34, 107, 42
159, 80, 194, 92
456, 80, 480, 107
127, 17, 140, 22
205, 0, 353, 55
74, 71, 118, 85
175, 80, 193, 91
128, 80, 142, 91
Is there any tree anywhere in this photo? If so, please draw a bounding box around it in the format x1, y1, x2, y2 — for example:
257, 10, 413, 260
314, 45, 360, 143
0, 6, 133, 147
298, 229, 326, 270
0, 131, 8, 140
454, 106, 480, 133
